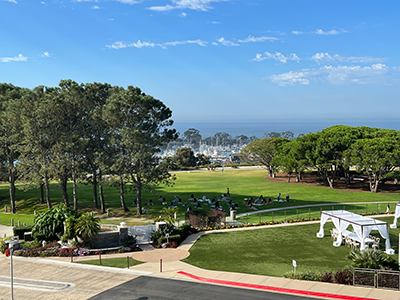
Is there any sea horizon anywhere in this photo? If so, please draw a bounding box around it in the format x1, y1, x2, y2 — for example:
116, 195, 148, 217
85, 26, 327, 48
173, 120, 400, 139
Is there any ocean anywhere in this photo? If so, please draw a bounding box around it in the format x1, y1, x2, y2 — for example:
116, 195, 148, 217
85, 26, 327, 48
173, 120, 400, 139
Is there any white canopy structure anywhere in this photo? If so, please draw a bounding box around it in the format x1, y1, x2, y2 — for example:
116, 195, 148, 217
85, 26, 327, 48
390, 204, 400, 229
316, 210, 394, 255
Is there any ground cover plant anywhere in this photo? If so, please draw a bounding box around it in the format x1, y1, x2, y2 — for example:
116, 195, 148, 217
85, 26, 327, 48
0, 169, 399, 226
76, 257, 144, 268
183, 218, 400, 277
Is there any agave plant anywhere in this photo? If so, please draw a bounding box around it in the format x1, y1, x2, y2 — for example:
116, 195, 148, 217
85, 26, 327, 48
347, 248, 398, 270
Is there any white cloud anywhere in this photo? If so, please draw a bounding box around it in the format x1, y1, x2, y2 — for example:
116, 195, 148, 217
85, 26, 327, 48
92, 5, 100, 9
107, 39, 207, 50
179, 12, 187, 17
42, 52, 51, 57
291, 29, 348, 35
1, 54, 27, 62
161, 39, 207, 48
311, 52, 386, 65
148, 0, 229, 12
268, 64, 393, 86
238, 35, 278, 43
210, 21, 220, 24
74, 0, 140, 4
217, 37, 239, 46
253, 52, 300, 63
2, 0, 17, 3
211, 42, 218, 46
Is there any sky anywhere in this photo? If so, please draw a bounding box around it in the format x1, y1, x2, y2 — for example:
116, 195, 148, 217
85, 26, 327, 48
1, 0, 400, 124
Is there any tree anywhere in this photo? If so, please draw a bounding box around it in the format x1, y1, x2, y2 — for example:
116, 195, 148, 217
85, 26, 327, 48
214, 132, 232, 146
172, 147, 197, 167
264, 132, 281, 138
241, 137, 288, 177
195, 153, 211, 166
103, 86, 178, 215
0, 83, 28, 213
18, 85, 60, 209
349, 137, 400, 192
32, 205, 79, 241
183, 128, 201, 146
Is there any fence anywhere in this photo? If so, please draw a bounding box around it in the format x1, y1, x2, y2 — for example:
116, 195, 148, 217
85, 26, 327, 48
236, 203, 396, 225
353, 268, 400, 290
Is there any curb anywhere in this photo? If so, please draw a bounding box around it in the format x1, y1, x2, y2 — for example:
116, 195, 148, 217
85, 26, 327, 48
177, 271, 379, 300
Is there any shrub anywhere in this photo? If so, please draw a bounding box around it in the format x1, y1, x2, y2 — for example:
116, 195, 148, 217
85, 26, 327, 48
334, 269, 353, 285
32, 205, 80, 241
0, 237, 9, 254
347, 248, 398, 270
284, 271, 322, 281
230, 163, 239, 168
321, 271, 333, 283
123, 235, 137, 247
13, 225, 33, 240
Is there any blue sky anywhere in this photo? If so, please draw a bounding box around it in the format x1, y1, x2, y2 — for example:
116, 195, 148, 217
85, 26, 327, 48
1, 0, 399, 124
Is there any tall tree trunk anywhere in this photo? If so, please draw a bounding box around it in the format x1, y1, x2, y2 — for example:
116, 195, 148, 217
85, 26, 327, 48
72, 171, 78, 211
369, 174, 379, 193
39, 183, 44, 204
8, 154, 16, 214
44, 172, 52, 209
92, 171, 98, 209
99, 169, 105, 214
135, 179, 142, 216
61, 172, 69, 207
119, 175, 129, 212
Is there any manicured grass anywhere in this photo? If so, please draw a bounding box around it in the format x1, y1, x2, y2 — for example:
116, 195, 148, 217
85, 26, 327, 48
75, 257, 144, 268
183, 217, 400, 277
237, 203, 398, 224
0, 169, 399, 223
0, 213, 36, 227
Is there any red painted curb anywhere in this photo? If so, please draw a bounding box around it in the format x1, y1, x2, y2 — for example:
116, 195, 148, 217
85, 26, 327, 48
177, 271, 379, 300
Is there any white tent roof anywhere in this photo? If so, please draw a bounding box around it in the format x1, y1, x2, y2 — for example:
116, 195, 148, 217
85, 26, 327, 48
316, 210, 394, 254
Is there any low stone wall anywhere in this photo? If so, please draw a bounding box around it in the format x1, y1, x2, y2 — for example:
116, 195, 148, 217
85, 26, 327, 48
90, 224, 128, 249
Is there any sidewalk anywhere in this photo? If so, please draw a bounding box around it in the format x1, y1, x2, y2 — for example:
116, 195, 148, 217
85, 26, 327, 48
0, 224, 13, 238
2, 222, 400, 299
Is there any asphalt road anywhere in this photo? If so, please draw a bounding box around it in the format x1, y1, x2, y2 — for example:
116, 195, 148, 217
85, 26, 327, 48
89, 276, 318, 300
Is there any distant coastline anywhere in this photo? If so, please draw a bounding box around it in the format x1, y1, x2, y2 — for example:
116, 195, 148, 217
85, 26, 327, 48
173, 120, 400, 139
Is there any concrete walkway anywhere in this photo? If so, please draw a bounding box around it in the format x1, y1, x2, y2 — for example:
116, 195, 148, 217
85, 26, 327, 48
1, 220, 400, 299
0, 224, 13, 238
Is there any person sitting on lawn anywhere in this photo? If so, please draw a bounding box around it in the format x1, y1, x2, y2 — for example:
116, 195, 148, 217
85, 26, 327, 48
267, 198, 273, 204
249, 204, 258, 210
246, 197, 253, 207
196, 202, 202, 209
148, 199, 154, 206
169, 201, 177, 208
158, 195, 163, 201
188, 194, 195, 201
187, 206, 192, 212
192, 198, 198, 205
277, 192, 281, 201
234, 203, 240, 210
183, 200, 188, 206
162, 198, 167, 205
215, 200, 220, 208
286, 194, 290, 202
178, 198, 182, 204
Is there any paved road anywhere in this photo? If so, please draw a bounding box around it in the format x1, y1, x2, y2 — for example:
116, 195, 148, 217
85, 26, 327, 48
89, 276, 317, 300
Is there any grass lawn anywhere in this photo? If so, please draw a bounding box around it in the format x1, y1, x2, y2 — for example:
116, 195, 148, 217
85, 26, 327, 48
0, 169, 399, 226
75, 257, 144, 268
183, 217, 400, 277
237, 203, 398, 224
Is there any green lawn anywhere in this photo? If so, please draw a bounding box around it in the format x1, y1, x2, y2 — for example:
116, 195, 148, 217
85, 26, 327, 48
183, 216, 400, 277
0, 169, 399, 225
237, 203, 398, 224
75, 257, 144, 268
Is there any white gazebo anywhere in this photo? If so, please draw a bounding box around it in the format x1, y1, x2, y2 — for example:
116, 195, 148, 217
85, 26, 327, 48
390, 204, 400, 229
316, 210, 394, 255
